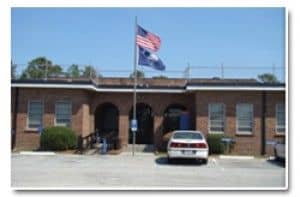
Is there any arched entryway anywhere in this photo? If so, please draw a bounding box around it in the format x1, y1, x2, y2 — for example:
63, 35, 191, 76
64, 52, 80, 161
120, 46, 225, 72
163, 104, 190, 134
94, 103, 119, 140
129, 103, 154, 144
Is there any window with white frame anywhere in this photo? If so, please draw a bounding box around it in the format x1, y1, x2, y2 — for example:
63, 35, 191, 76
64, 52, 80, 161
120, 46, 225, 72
28, 100, 43, 129
236, 104, 253, 133
55, 101, 72, 127
276, 103, 285, 133
209, 103, 225, 133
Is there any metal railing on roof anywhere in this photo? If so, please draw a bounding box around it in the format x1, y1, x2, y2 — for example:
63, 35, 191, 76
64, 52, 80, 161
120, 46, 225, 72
11, 63, 285, 82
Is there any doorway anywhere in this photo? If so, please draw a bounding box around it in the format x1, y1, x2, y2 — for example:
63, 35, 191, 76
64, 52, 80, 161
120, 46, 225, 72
129, 103, 154, 144
94, 103, 119, 140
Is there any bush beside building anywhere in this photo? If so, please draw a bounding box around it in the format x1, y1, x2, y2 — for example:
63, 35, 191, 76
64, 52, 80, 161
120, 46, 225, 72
40, 126, 77, 151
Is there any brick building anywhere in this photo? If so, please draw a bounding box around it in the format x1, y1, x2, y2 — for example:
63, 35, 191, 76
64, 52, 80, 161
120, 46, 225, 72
11, 77, 286, 155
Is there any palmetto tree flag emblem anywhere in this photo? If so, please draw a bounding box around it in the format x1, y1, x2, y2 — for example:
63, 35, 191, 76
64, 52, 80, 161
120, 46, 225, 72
136, 24, 166, 71
138, 46, 165, 71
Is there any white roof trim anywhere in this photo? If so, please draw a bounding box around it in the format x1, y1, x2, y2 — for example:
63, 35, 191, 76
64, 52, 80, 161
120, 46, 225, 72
186, 86, 285, 91
11, 83, 285, 92
11, 83, 185, 93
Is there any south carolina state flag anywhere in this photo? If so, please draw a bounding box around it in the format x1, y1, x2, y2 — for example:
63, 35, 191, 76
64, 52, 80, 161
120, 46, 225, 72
138, 47, 166, 71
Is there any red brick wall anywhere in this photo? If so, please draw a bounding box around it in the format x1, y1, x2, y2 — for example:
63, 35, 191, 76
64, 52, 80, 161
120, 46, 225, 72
195, 91, 264, 155
11, 88, 16, 127
12, 88, 196, 150
11, 87, 285, 155
90, 92, 195, 149
13, 88, 90, 150
265, 92, 286, 155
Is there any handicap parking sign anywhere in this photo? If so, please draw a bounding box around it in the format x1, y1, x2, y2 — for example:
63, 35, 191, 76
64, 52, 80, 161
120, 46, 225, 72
131, 119, 138, 132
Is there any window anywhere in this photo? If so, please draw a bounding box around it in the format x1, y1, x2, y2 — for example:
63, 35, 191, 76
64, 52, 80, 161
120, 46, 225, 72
276, 103, 285, 133
173, 132, 203, 140
236, 104, 253, 134
55, 101, 72, 127
28, 100, 43, 129
209, 103, 225, 133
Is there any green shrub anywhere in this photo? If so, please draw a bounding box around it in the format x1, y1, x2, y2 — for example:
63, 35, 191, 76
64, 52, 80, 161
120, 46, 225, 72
40, 126, 77, 151
206, 134, 226, 154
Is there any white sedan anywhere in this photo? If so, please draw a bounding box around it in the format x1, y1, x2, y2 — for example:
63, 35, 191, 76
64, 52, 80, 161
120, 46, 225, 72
167, 130, 209, 164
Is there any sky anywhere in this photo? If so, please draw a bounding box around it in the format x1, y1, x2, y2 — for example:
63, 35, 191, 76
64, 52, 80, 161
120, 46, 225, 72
11, 8, 285, 80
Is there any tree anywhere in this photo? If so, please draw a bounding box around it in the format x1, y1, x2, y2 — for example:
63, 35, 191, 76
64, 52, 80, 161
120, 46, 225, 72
20, 57, 48, 79
11, 60, 17, 79
48, 64, 63, 77
257, 73, 279, 83
20, 57, 63, 79
67, 64, 80, 78
152, 75, 168, 79
82, 65, 97, 78
129, 70, 145, 79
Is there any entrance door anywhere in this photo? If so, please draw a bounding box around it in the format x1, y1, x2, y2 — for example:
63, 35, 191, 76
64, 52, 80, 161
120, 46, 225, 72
129, 103, 153, 144
95, 103, 119, 139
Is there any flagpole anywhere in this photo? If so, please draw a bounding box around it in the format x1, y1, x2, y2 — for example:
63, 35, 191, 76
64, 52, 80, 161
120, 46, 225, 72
132, 16, 138, 156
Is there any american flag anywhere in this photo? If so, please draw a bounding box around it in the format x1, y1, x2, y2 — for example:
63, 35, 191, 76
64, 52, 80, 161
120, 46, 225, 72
136, 25, 161, 52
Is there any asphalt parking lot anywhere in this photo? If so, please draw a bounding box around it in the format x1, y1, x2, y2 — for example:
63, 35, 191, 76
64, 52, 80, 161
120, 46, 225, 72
11, 152, 286, 189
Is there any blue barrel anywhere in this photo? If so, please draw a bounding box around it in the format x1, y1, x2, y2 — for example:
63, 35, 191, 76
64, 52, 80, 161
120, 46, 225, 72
180, 112, 190, 130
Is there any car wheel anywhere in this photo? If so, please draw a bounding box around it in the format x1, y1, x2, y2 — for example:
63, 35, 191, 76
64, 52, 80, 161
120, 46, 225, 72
167, 157, 173, 164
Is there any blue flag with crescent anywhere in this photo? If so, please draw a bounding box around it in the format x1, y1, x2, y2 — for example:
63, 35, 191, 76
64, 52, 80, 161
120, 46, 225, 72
138, 46, 166, 71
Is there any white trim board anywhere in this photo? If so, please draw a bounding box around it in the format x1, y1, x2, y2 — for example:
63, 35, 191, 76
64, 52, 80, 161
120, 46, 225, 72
11, 83, 185, 93
11, 83, 285, 92
186, 86, 285, 91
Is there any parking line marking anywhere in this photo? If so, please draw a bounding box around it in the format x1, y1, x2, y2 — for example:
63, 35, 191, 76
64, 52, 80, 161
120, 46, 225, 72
211, 158, 217, 165
19, 151, 56, 156
211, 158, 225, 171
219, 155, 254, 160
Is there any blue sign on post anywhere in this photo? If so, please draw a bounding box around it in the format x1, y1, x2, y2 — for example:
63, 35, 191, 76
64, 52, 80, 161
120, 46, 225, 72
131, 119, 138, 132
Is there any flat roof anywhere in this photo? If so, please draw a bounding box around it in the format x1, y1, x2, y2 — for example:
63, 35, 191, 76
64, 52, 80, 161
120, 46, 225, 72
11, 78, 285, 93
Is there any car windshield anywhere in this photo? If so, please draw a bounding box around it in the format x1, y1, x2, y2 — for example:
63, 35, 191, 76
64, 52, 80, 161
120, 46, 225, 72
173, 132, 203, 140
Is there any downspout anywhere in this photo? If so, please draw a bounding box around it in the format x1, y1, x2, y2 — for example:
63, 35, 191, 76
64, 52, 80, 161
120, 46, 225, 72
261, 91, 266, 155
12, 87, 19, 150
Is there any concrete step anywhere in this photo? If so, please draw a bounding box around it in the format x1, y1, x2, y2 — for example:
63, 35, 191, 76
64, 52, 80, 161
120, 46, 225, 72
125, 144, 155, 152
